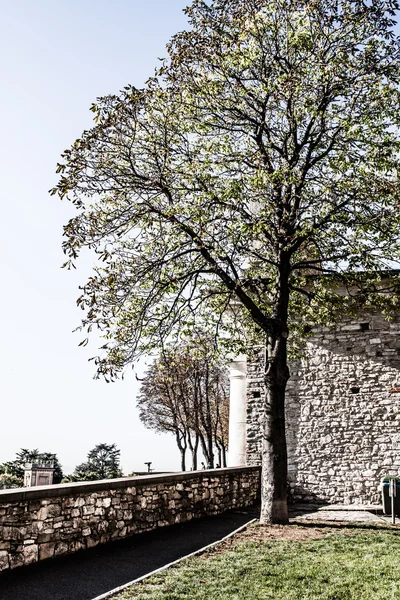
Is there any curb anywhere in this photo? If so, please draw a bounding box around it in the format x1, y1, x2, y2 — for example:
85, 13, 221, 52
90, 518, 257, 600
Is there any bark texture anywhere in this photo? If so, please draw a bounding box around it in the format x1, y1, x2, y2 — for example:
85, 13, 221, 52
260, 360, 289, 524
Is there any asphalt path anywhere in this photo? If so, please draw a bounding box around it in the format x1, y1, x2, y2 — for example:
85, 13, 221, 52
0, 505, 260, 600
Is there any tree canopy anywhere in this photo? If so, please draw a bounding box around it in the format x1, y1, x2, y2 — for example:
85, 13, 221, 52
0, 474, 23, 490
54, 0, 400, 523
65, 443, 122, 482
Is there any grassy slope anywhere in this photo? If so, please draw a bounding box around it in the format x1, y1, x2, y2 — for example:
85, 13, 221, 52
113, 526, 400, 600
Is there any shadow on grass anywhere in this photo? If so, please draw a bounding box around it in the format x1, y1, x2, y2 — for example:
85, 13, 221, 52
289, 519, 400, 533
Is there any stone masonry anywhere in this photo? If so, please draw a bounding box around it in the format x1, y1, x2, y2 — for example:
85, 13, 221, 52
0, 466, 260, 573
246, 313, 400, 505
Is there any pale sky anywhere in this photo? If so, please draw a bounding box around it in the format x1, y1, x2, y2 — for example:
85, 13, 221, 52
0, 0, 190, 475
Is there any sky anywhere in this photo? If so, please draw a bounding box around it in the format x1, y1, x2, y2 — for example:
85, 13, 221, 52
0, 0, 191, 475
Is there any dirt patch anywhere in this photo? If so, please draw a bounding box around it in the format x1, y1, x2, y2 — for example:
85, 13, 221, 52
205, 523, 334, 556
234, 523, 332, 542
202, 518, 397, 559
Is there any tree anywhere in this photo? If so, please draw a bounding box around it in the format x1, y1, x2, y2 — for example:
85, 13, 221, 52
0, 473, 23, 489
70, 443, 122, 481
137, 339, 229, 470
138, 352, 192, 471
53, 0, 400, 523
1, 448, 64, 484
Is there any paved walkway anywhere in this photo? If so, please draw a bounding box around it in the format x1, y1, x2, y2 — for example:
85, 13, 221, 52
0, 506, 260, 600
290, 503, 387, 523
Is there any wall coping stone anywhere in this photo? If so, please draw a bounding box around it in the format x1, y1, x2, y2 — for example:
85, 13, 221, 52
0, 466, 261, 502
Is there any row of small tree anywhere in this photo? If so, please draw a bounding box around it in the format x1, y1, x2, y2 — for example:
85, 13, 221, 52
137, 338, 229, 471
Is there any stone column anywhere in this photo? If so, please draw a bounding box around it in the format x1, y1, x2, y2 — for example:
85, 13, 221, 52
228, 355, 247, 466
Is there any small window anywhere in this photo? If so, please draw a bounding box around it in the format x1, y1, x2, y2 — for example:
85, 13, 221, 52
360, 323, 370, 331
253, 391, 261, 399
351, 386, 360, 394
376, 351, 383, 357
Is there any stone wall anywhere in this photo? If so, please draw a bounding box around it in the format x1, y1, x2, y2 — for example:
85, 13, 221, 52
246, 313, 400, 505
0, 466, 260, 573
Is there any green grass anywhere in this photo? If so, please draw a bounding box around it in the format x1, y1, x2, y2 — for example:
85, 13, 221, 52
112, 525, 400, 600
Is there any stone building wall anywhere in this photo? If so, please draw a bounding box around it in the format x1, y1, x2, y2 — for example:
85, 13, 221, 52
246, 314, 400, 505
0, 466, 260, 573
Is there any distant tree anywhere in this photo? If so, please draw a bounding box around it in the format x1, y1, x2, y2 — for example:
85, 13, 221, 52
138, 353, 191, 471
210, 367, 229, 469
138, 339, 229, 470
0, 473, 23, 489
0, 448, 64, 484
69, 443, 122, 481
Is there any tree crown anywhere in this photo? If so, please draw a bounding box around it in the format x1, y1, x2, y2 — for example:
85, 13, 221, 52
53, 0, 400, 378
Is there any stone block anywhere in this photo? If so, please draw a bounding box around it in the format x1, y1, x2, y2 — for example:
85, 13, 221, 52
0, 541, 10, 551
73, 518, 84, 529
10, 553, 24, 570
47, 504, 62, 518
69, 540, 84, 553
86, 536, 99, 549
23, 544, 38, 565
82, 506, 95, 516
54, 542, 68, 557
62, 497, 75, 509
39, 543, 55, 561
37, 506, 49, 521
97, 520, 109, 533
0, 551, 9, 572
37, 531, 53, 544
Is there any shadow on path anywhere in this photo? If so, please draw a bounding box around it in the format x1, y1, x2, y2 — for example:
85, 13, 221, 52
0, 505, 260, 600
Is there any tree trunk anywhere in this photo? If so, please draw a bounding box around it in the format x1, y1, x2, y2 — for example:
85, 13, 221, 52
207, 434, 214, 468
260, 350, 289, 524
204, 365, 214, 468
221, 444, 227, 468
187, 432, 199, 470
199, 433, 210, 465
175, 431, 187, 472
192, 434, 199, 470
180, 448, 186, 472
260, 252, 290, 524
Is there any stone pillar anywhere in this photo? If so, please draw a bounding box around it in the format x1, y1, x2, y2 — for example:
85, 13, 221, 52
228, 355, 247, 466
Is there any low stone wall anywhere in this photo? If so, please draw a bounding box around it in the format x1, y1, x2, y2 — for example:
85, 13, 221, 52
0, 466, 260, 573
246, 313, 400, 505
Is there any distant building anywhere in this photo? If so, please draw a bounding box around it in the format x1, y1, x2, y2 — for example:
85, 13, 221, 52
24, 463, 54, 487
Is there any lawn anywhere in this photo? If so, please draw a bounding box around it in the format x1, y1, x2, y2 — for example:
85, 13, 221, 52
111, 522, 400, 600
